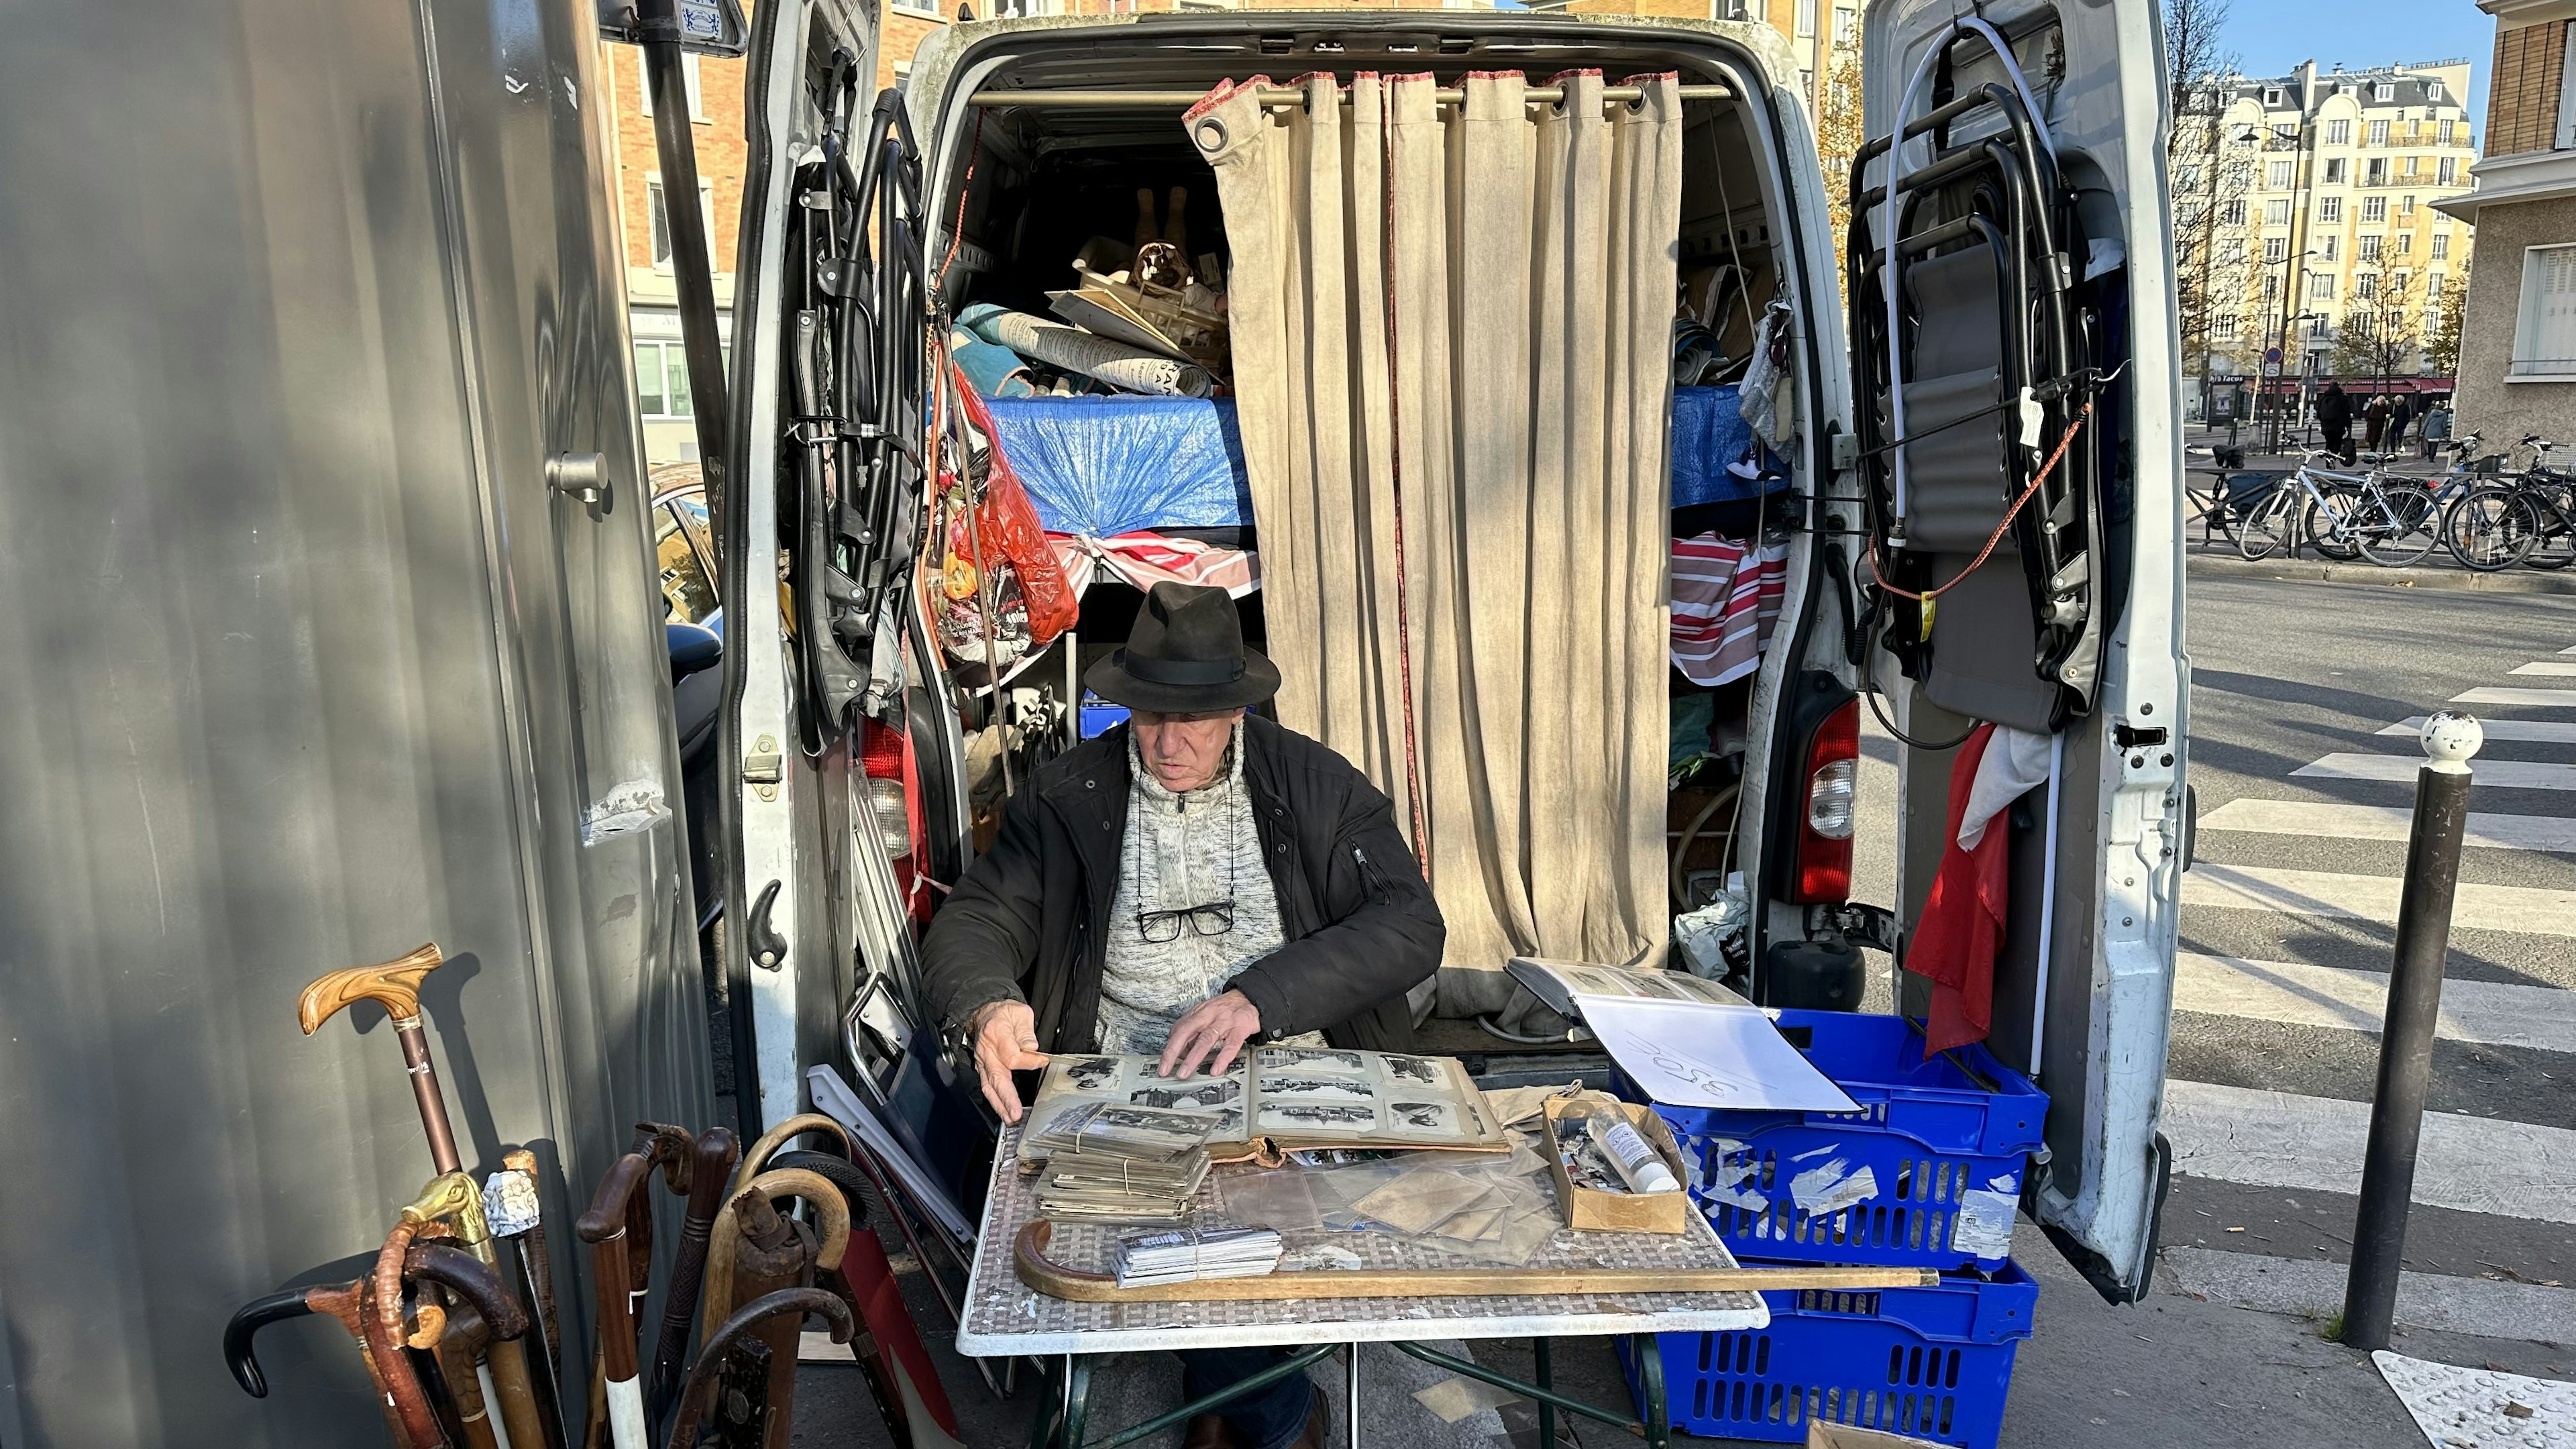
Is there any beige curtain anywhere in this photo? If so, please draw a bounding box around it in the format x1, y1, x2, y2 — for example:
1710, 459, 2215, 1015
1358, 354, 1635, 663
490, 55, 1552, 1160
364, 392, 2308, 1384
1196, 71, 1682, 1015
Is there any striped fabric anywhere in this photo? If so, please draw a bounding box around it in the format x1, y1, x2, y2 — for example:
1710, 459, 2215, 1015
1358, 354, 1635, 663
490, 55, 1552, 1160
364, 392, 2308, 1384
1671, 532, 1788, 687
1047, 531, 1262, 599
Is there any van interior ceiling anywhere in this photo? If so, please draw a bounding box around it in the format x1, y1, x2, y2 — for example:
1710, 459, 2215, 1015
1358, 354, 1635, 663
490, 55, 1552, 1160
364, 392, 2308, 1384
922, 43, 1810, 1009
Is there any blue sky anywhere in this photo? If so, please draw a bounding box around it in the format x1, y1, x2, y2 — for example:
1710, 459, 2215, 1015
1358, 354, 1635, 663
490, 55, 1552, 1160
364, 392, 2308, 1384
2219, 0, 2494, 125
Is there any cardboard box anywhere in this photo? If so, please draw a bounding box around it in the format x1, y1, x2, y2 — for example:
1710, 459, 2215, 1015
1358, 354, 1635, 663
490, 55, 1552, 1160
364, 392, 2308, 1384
1808, 1424, 1947, 1449
1545, 1093, 1693, 1234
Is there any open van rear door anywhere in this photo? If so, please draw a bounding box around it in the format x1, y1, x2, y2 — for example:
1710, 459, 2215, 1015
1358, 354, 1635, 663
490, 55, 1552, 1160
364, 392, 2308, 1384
1848, 0, 2187, 1301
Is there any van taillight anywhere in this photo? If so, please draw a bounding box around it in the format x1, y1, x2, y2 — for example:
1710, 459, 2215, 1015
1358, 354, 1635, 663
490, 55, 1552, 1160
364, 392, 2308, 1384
1794, 700, 1860, 903
858, 718, 920, 862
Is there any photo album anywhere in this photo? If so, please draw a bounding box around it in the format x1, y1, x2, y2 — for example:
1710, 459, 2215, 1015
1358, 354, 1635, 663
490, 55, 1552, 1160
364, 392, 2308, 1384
1019, 1046, 1512, 1159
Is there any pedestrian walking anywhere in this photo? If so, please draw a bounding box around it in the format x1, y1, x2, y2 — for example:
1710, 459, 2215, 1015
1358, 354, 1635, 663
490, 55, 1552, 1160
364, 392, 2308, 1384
2389, 394, 2414, 450
2317, 382, 2355, 464
2365, 393, 2391, 454
2421, 401, 2453, 460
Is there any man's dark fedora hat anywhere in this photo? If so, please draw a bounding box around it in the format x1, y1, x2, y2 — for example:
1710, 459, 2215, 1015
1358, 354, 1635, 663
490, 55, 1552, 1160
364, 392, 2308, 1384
1085, 582, 1281, 714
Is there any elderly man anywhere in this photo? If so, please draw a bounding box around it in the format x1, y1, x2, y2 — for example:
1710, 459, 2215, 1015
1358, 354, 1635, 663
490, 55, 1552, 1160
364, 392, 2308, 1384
924, 581, 1444, 1449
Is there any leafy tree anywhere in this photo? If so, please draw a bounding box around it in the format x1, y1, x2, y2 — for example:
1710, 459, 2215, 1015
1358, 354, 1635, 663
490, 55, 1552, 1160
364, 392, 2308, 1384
1816, 48, 1867, 309
2422, 255, 2470, 375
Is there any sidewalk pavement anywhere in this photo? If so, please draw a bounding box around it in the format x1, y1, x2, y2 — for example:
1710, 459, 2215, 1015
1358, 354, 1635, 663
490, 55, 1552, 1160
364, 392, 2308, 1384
789, 1219, 2571, 1447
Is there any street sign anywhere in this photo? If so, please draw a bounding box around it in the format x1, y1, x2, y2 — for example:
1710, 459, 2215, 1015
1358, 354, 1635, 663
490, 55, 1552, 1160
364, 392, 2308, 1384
2263, 360, 2282, 377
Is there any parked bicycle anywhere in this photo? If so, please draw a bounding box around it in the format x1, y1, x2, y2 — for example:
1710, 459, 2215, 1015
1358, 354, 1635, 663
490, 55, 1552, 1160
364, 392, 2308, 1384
2444, 434, 2569, 572
2224, 451, 2440, 566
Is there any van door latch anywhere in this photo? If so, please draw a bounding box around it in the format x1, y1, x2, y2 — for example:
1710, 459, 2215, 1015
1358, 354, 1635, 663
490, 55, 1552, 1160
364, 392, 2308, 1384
746, 879, 788, 971
2112, 724, 2169, 750
743, 734, 783, 801
543, 451, 612, 518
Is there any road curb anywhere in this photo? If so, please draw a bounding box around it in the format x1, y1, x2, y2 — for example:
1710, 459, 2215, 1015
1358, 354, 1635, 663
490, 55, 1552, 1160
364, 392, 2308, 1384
2188, 553, 2576, 596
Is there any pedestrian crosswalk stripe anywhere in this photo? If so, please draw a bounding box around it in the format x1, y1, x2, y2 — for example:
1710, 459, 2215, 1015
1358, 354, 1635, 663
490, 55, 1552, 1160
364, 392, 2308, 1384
2378, 715, 2576, 745
2173, 951, 2576, 1053
2452, 686, 2576, 708
2510, 661, 2576, 677
2200, 798, 2576, 851
2162, 1079, 2576, 1225
2291, 754, 2576, 791
2182, 863, 2576, 936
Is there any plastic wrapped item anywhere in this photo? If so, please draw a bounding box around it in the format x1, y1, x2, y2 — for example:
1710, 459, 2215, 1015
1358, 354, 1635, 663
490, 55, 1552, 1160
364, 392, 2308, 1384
1214, 1132, 1564, 1267
945, 363, 1079, 651
1672, 385, 1790, 508
1671, 881, 1749, 980
985, 396, 1252, 537
957, 303, 1215, 397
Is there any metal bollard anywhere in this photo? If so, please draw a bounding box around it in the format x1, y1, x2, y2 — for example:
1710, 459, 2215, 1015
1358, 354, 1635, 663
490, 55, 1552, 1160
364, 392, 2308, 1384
2341, 710, 2482, 1352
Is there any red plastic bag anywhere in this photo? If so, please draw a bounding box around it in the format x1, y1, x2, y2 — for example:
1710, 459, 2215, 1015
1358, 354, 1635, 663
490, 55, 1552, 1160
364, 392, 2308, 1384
948, 363, 1078, 649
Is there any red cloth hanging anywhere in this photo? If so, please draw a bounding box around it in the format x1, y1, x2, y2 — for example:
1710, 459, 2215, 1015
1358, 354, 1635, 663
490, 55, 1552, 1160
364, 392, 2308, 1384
1909, 722, 2007, 1055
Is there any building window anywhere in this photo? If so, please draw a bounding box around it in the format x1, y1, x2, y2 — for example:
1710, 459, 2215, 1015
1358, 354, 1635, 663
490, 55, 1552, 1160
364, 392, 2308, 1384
635, 341, 692, 418
646, 178, 716, 272
2426, 80, 2443, 102
2321, 234, 2341, 261
2511, 244, 2576, 378
2220, 199, 2247, 226
2216, 316, 2241, 343
2220, 238, 2245, 264
2264, 236, 2288, 263
1794, 0, 1817, 38
2264, 274, 2282, 302
2561, 24, 2576, 151
2398, 231, 2413, 255
2367, 119, 2389, 146
2312, 274, 2338, 301
2266, 199, 2292, 225
892, 0, 944, 14
2324, 158, 2347, 184
2374, 83, 2394, 103
2359, 234, 2381, 261
2432, 233, 2450, 260
2402, 194, 2416, 215
2365, 158, 2388, 186
2439, 117, 2455, 146
2438, 156, 2458, 184
2264, 86, 2286, 107
2320, 195, 2343, 223
2178, 166, 2202, 193
635, 52, 708, 121
2356, 272, 2378, 301
2269, 160, 2294, 189
2362, 196, 2386, 223
2326, 119, 2352, 146
1834, 5, 1858, 44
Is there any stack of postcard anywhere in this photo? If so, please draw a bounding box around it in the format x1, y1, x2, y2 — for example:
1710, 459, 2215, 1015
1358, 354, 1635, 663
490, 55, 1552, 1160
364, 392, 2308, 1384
1021, 1048, 1511, 1157
1025, 1102, 1216, 1223
1112, 1224, 1285, 1287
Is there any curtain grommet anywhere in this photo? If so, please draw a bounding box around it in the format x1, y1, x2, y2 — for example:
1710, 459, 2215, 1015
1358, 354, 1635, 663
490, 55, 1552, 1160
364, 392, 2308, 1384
1192, 117, 1229, 153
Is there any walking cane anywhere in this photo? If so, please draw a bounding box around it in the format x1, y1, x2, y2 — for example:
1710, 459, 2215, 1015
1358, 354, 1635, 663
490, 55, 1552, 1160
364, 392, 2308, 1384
698, 1171, 850, 1449
227, 1279, 417, 1446
577, 1128, 690, 1449
486, 1150, 568, 1443
645, 1128, 739, 1426
661, 1289, 853, 1449
301, 947, 561, 1449
405, 1173, 559, 1449
371, 1218, 456, 1449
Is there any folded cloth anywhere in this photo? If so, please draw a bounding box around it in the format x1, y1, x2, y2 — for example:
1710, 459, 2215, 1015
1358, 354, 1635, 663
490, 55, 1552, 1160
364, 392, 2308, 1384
1670, 532, 1788, 687
1909, 723, 2007, 1055
1046, 531, 1260, 600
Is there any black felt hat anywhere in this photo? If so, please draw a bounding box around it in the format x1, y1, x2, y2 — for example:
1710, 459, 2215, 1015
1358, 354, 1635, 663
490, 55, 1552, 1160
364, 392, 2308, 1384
1085, 582, 1281, 713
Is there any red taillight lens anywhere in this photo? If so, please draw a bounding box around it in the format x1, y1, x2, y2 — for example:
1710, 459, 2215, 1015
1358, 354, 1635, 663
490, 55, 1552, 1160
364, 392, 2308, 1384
1794, 700, 1860, 903
858, 717, 922, 863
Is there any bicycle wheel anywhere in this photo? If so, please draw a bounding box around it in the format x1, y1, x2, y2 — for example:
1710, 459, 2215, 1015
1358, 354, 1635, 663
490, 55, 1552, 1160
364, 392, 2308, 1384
2302, 484, 2364, 561
2356, 482, 2441, 567
2445, 486, 2541, 572
2237, 488, 2296, 561
2524, 486, 2576, 570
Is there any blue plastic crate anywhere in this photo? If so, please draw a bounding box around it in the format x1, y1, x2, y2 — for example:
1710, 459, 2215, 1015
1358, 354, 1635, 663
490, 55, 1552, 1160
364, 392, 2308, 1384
1619, 1010, 2046, 1270
1079, 698, 1130, 739
1621, 1258, 2038, 1447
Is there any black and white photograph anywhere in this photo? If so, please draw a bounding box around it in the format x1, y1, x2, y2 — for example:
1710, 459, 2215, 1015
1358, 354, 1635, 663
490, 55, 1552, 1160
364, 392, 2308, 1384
1129, 1078, 1242, 1110
1057, 1056, 1122, 1092
1383, 1100, 1454, 1132
1256, 1102, 1377, 1132
1255, 1046, 1365, 1073
1257, 1073, 1375, 1102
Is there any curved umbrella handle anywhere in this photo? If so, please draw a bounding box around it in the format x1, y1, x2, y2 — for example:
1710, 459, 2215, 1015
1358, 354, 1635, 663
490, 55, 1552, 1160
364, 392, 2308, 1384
663, 1288, 853, 1449
405, 1242, 529, 1343
222, 1287, 317, 1398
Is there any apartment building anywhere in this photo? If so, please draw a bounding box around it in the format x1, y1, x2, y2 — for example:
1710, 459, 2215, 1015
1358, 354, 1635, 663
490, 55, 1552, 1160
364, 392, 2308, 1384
2181, 59, 2479, 386
2438, 0, 2576, 446
600, 43, 751, 464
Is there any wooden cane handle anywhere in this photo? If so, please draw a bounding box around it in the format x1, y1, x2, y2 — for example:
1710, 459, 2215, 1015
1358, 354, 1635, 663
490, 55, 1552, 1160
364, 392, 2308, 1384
299, 943, 445, 1032
696, 1167, 853, 1341
1011, 1221, 1939, 1302
731, 1113, 853, 1199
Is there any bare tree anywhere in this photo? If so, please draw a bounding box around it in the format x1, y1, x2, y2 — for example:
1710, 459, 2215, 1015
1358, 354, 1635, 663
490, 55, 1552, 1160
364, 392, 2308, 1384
2422, 256, 2471, 376
2164, 0, 2257, 382
2330, 270, 2422, 384
2163, 0, 2236, 160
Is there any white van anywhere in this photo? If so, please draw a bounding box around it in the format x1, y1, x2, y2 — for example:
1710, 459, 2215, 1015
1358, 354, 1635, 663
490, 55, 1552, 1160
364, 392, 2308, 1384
716, 0, 2188, 1303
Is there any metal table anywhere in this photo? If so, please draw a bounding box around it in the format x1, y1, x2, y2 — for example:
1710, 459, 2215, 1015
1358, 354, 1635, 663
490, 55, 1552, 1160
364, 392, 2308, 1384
956, 1126, 1770, 1448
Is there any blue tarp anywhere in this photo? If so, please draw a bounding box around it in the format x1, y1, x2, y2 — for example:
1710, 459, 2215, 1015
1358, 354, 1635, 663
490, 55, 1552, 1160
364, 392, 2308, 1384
1671, 384, 1789, 508
985, 386, 1780, 537
986, 394, 1254, 536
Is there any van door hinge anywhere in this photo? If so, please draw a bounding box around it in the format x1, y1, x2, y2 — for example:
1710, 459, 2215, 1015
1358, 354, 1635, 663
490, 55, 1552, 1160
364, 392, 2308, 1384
743, 733, 783, 801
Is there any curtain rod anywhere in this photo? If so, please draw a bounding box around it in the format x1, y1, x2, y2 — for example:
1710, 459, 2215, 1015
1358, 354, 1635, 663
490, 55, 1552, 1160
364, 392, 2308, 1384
965, 83, 1733, 108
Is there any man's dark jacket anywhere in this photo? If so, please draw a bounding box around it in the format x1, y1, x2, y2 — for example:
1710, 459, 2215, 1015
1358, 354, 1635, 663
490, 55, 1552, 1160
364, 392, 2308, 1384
921, 715, 1445, 1057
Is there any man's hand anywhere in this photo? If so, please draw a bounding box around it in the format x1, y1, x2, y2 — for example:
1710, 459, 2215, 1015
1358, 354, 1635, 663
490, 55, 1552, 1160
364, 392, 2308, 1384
1157, 989, 1263, 1080
969, 1000, 1049, 1123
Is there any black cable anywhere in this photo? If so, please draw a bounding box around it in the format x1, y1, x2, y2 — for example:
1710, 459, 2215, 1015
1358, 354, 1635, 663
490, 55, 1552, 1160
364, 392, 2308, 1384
1864, 686, 1980, 751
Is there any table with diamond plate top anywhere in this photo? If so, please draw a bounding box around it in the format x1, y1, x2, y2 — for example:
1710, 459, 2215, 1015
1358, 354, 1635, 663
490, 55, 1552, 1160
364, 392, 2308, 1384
957, 1124, 1774, 1449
